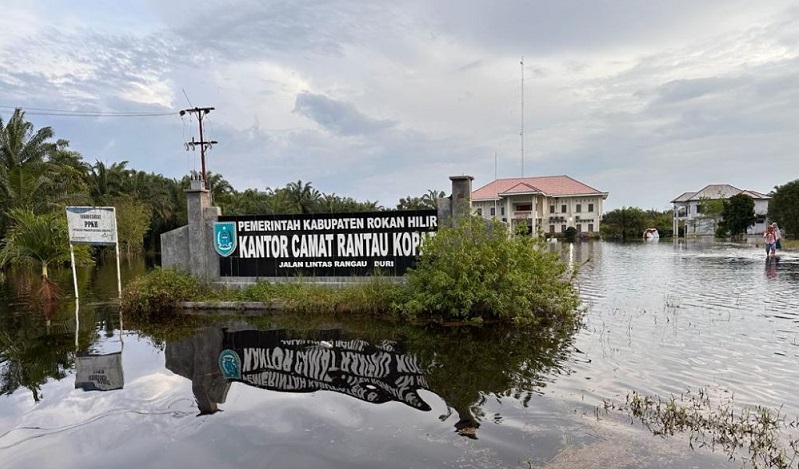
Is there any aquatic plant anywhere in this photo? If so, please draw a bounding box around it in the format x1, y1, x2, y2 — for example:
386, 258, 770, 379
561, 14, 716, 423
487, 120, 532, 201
601, 389, 799, 469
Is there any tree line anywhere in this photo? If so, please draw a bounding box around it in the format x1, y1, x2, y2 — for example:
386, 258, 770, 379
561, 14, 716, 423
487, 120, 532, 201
0, 108, 443, 263
601, 187, 799, 240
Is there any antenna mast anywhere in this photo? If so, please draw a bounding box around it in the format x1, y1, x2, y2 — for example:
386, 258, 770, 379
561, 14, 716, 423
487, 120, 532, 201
520, 57, 525, 177
494, 150, 498, 218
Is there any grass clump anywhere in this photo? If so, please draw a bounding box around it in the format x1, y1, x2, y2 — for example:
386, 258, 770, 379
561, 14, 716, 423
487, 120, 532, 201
601, 389, 799, 469
238, 278, 406, 316
120, 267, 202, 321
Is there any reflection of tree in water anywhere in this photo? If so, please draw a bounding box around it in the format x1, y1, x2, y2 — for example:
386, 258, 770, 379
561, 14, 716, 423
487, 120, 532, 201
0, 274, 102, 402
406, 323, 577, 438
0, 314, 75, 402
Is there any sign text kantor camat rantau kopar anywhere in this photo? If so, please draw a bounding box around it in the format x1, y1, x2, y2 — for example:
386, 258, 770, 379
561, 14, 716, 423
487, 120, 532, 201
215, 210, 438, 277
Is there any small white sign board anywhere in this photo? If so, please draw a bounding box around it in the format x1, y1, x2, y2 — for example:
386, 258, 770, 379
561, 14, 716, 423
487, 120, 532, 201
65, 206, 118, 245
65, 206, 121, 299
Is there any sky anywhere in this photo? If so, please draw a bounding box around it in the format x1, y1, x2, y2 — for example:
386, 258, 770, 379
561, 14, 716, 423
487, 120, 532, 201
1, 0, 798, 211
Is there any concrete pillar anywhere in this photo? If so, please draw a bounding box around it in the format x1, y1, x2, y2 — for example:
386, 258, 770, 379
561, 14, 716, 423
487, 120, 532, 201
437, 176, 473, 227
450, 175, 473, 220
185, 177, 220, 282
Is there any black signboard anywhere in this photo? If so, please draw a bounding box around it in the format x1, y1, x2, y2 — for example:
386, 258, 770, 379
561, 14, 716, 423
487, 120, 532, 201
217, 209, 437, 277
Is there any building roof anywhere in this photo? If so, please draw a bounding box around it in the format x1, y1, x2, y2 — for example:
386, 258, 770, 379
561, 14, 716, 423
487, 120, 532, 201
670, 191, 696, 203
740, 189, 770, 199
671, 184, 771, 203
472, 176, 607, 201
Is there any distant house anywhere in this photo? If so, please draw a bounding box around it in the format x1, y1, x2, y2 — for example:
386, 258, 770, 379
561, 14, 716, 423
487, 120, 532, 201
671, 184, 770, 236
471, 176, 609, 236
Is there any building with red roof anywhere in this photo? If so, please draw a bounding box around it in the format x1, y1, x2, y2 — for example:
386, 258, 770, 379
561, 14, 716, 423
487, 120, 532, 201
471, 175, 608, 236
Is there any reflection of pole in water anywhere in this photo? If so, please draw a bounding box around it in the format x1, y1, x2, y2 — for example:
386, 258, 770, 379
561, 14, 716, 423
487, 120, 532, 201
568, 242, 574, 273
74, 298, 80, 350
119, 308, 124, 351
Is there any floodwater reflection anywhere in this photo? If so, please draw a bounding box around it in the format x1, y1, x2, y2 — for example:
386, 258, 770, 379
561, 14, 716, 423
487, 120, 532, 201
164, 319, 578, 439
3, 242, 798, 468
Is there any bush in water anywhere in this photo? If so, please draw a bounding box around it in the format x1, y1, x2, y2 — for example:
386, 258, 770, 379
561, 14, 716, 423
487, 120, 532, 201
399, 216, 580, 324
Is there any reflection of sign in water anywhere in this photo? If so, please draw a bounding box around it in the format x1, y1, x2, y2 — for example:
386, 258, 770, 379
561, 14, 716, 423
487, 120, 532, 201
75, 352, 124, 391
218, 349, 241, 379
221, 330, 431, 411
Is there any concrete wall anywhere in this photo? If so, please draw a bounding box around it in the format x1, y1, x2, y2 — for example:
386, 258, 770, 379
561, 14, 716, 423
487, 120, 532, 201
160, 225, 188, 272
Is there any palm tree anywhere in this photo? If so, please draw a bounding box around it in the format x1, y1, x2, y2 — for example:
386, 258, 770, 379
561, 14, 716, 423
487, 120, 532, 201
0, 208, 78, 279
264, 187, 293, 214
0, 208, 91, 319
421, 189, 445, 210
284, 180, 321, 214
47, 141, 91, 207
204, 172, 234, 204
0, 110, 89, 235
88, 160, 130, 204
320, 192, 340, 213
397, 196, 425, 210
0, 108, 57, 205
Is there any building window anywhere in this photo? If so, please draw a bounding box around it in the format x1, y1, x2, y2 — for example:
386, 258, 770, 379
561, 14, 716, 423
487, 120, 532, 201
501, 207, 505, 215
588, 223, 594, 233
476, 208, 482, 216
561, 204, 567, 213
549, 205, 555, 214
576, 204, 582, 213
576, 224, 582, 233
516, 203, 532, 211
549, 224, 555, 234
490, 207, 495, 216
561, 224, 567, 233
588, 203, 594, 212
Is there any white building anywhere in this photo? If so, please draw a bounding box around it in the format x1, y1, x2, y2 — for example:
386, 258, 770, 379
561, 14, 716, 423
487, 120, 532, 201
471, 176, 608, 236
671, 184, 770, 236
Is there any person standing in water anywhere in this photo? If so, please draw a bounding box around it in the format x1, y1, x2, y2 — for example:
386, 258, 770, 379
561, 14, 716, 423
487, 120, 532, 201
763, 224, 778, 257
772, 222, 782, 251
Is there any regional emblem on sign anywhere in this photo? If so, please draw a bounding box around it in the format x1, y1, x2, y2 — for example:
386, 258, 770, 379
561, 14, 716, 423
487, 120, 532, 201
218, 349, 242, 380
213, 222, 237, 257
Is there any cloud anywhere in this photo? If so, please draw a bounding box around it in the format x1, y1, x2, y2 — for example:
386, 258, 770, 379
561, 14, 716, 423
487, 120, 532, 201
2, 0, 799, 213
293, 92, 395, 136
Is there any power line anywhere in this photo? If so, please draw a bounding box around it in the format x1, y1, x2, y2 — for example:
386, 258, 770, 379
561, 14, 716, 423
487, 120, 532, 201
181, 88, 194, 109
0, 105, 176, 117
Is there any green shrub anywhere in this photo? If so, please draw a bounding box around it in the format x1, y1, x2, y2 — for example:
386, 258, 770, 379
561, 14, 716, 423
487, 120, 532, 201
400, 216, 580, 323
120, 268, 201, 321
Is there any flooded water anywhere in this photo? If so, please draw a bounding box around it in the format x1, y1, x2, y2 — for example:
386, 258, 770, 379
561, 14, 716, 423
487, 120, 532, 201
1, 241, 798, 469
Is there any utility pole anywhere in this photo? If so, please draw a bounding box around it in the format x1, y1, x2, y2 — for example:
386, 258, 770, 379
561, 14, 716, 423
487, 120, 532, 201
180, 107, 217, 189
